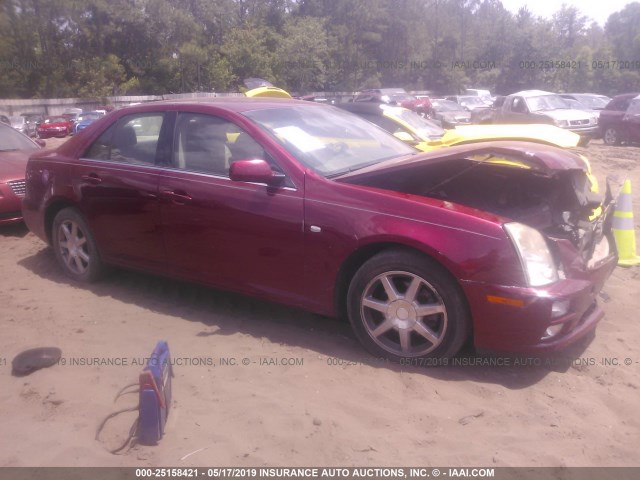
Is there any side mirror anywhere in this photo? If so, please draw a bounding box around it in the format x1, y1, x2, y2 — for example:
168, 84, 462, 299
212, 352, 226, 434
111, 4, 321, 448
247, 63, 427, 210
229, 159, 284, 185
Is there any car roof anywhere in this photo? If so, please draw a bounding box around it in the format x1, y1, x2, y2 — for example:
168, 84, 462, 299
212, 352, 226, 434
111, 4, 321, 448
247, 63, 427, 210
510, 90, 554, 97
360, 88, 406, 94
612, 93, 640, 100
563, 93, 609, 97
122, 96, 321, 114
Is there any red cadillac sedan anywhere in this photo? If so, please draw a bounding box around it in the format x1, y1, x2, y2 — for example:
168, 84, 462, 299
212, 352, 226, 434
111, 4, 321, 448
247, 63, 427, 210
22, 98, 617, 360
0, 123, 43, 225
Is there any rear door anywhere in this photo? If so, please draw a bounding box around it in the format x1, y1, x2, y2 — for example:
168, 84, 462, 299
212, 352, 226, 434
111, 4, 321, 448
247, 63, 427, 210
76, 112, 167, 272
158, 110, 306, 305
600, 97, 630, 131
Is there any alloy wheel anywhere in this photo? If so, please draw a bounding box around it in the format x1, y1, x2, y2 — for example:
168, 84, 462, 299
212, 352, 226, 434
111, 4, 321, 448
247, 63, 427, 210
360, 270, 448, 356
57, 219, 90, 275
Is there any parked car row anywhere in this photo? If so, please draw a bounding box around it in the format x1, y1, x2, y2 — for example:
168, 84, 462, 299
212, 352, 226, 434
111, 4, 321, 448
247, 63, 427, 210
460, 91, 640, 146
1, 109, 107, 139
347, 88, 629, 147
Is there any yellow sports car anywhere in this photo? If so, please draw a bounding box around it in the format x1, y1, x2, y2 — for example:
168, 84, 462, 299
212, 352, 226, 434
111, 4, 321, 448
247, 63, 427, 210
337, 102, 599, 195
243, 78, 292, 98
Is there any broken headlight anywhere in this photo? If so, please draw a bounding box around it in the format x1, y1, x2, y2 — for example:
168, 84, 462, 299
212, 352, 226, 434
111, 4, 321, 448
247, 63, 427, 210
505, 222, 559, 287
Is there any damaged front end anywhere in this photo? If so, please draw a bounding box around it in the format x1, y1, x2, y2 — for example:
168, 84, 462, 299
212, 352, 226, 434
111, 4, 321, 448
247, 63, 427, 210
340, 142, 619, 352
408, 153, 619, 273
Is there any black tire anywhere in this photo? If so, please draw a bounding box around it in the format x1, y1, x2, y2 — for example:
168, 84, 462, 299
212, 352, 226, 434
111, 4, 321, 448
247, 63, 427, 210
347, 249, 470, 362
603, 127, 621, 146
52, 208, 105, 282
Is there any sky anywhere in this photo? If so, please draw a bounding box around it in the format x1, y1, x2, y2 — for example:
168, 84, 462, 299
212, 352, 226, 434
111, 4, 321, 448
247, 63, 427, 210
499, 0, 634, 25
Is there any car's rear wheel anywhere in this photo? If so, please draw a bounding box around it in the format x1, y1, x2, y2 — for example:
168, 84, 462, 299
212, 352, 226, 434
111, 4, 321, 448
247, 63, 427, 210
347, 249, 470, 362
603, 127, 621, 145
52, 208, 105, 282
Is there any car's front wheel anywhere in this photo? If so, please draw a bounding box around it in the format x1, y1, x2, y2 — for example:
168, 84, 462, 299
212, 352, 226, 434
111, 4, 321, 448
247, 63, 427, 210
603, 127, 621, 145
52, 208, 105, 282
347, 249, 470, 362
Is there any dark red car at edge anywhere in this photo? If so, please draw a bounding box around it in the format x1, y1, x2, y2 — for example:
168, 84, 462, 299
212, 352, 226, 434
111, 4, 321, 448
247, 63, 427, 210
599, 93, 640, 145
0, 123, 43, 225
22, 98, 617, 361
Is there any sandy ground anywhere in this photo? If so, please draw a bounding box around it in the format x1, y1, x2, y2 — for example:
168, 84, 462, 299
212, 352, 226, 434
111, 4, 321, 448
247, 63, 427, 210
1, 137, 640, 468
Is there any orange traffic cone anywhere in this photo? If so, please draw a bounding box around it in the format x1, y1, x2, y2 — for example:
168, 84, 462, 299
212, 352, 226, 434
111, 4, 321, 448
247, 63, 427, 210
613, 179, 640, 267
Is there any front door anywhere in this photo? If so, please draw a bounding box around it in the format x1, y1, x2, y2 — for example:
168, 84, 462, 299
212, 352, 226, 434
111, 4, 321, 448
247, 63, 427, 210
159, 111, 306, 306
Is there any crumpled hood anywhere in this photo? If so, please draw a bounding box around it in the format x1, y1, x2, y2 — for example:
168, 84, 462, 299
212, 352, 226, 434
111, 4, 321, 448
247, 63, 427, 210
337, 140, 588, 182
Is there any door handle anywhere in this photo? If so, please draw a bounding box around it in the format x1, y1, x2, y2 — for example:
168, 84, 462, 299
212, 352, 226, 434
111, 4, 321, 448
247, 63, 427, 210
161, 189, 192, 204
81, 173, 102, 185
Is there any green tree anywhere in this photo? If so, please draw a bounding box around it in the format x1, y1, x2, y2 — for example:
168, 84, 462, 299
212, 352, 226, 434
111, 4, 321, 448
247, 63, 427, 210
275, 16, 329, 93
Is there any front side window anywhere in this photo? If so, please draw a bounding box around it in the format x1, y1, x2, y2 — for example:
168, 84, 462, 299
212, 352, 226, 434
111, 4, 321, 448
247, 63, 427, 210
525, 95, 569, 112
512, 97, 528, 113
84, 113, 164, 165
618, 99, 632, 111
172, 113, 266, 177
626, 99, 640, 116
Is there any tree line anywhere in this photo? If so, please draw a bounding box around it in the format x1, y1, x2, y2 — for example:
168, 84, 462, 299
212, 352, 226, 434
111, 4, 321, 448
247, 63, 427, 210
1, 0, 640, 99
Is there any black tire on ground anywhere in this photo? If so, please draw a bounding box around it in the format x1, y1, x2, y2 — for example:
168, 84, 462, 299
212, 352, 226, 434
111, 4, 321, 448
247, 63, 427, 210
347, 249, 470, 362
52, 208, 106, 282
603, 127, 621, 146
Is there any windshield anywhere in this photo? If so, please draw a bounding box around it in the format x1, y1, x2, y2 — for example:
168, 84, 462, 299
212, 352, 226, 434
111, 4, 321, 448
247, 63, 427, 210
45, 117, 67, 123
459, 96, 485, 105
244, 78, 274, 90
389, 107, 445, 139
433, 101, 465, 112
572, 95, 610, 109
79, 113, 101, 121
9, 116, 25, 126
526, 95, 570, 112
243, 106, 415, 177
389, 94, 415, 102
627, 99, 640, 116
0, 126, 38, 151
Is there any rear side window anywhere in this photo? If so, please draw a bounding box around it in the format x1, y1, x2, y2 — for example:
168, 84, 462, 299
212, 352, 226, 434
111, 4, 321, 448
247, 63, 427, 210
83, 113, 164, 165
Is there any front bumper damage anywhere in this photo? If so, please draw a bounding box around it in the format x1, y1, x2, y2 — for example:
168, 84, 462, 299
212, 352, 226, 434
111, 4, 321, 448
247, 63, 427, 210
463, 178, 620, 353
